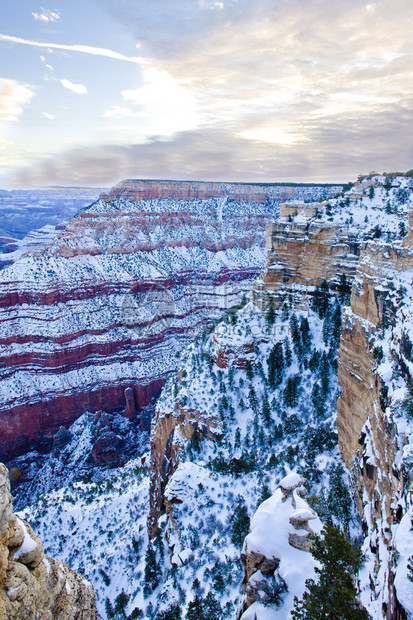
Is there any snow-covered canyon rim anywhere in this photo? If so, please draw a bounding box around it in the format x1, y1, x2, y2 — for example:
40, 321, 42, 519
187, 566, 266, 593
0, 179, 340, 461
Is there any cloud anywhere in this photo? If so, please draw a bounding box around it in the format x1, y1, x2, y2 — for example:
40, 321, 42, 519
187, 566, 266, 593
10, 98, 413, 188
4, 0, 413, 185
60, 79, 87, 94
32, 8, 61, 23
102, 106, 134, 119
42, 112, 55, 119
0, 34, 145, 65
0, 78, 35, 121
103, 66, 199, 137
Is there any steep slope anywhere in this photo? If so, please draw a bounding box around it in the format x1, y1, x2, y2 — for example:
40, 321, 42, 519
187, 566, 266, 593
0, 463, 97, 619
337, 230, 413, 618
0, 179, 338, 461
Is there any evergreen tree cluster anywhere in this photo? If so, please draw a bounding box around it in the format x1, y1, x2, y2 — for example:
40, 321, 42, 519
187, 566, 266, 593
292, 525, 368, 620
186, 592, 222, 619
230, 497, 251, 548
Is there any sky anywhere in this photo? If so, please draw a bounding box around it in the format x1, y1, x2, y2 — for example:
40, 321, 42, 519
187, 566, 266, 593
0, 0, 413, 187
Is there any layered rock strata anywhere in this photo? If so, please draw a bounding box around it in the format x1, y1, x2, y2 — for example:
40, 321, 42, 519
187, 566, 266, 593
254, 213, 361, 310
0, 463, 97, 619
0, 179, 338, 460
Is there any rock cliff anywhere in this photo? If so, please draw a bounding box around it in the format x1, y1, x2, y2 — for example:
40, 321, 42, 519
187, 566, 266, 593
0, 463, 97, 619
0, 179, 338, 461
337, 235, 413, 618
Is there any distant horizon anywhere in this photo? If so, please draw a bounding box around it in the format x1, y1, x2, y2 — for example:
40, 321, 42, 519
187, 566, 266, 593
0, 176, 356, 192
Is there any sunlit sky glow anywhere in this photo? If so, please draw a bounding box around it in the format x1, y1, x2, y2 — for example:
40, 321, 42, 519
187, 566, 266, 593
1, 0, 413, 187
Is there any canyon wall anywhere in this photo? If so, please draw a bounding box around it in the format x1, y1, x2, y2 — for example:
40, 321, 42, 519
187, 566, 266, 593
0, 179, 338, 461
0, 463, 97, 619
337, 237, 413, 618
254, 205, 361, 310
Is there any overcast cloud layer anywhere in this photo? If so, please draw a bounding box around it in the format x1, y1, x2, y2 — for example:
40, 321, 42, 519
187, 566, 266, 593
1, 0, 413, 186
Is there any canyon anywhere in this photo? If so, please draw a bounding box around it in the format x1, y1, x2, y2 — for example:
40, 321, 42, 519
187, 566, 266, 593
2, 173, 413, 619
0, 179, 338, 461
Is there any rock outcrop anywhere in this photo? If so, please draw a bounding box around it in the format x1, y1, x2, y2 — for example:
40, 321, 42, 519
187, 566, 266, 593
0, 179, 338, 461
0, 463, 97, 619
239, 473, 322, 619
255, 209, 361, 310
149, 384, 222, 537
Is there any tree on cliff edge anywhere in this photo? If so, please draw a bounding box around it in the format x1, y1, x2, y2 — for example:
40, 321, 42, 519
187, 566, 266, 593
291, 524, 368, 620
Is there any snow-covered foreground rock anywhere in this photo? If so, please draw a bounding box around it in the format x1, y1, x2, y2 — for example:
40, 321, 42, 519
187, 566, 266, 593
240, 473, 322, 620
0, 463, 98, 619
19, 459, 150, 618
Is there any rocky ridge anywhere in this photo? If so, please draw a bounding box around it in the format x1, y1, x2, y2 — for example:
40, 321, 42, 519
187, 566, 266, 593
0, 463, 97, 619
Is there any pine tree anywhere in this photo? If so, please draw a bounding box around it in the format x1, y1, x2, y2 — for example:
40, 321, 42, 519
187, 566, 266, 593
312, 281, 330, 318
212, 561, 225, 593
230, 499, 250, 548
249, 385, 258, 411
266, 301, 276, 329
330, 303, 342, 347
156, 605, 182, 620
290, 314, 301, 352
268, 342, 284, 389
257, 483, 272, 508
284, 338, 292, 365
327, 464, 352, 527
144, 543, 161, 594
203, 592, 222, 619
105, 598, 114, 619
322, 318, 330, 346
234, 428, 241, 451
300, 316, 311, 351
291, 525, 368, 620
114, 591, 129, 618
186, 596, 204, 620
319, 355, 330, 398
262, 389, 271, 425
189, 427, 200, 454
154, 526, 165, 559
338, 274, 351, 304
311, 383, 325, 418
283, 376, 300, 408
407, 555, 413, 581
245, 360, 254, 381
